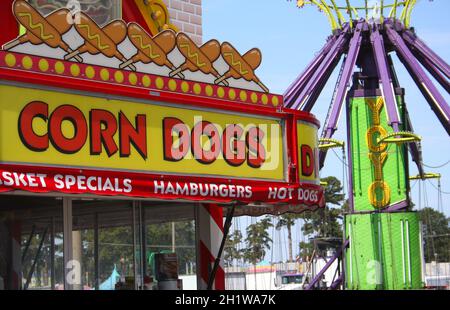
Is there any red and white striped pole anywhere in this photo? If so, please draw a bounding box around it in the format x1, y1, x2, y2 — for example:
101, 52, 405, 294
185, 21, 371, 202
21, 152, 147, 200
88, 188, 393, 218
196, 203, 225, 290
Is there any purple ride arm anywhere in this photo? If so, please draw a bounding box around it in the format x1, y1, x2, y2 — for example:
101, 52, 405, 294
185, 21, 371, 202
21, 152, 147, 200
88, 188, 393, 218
370, 24, 402, 132
385, 24, 450, 136
414, 51, 450, 93
305, 239, 349, 290
284, 36, 336, 106
330, 273, 344, 290
318, 22, 364, 168
403, 29, 450, 79
405, 110, 425, 177
387, 18, 450, 81
290, 25, 350, 111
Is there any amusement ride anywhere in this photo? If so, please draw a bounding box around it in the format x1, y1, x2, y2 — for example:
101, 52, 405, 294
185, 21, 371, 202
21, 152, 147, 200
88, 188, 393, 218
282, 0, 450, 289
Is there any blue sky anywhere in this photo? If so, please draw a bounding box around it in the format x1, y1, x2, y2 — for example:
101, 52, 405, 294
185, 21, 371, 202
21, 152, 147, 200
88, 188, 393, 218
203, 0, 450, 261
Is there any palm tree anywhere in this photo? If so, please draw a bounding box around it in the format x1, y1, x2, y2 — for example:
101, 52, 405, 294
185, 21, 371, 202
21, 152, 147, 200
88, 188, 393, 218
243, 217, 273, 290
243, 217, 273, 266
276, 214, 297, 262
300, 176, 344, 237
224, 230, 244, 267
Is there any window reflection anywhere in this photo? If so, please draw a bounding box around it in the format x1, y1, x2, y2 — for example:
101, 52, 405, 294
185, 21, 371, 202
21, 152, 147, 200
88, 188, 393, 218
28, 0, 122, 26
0, 197, 198, 290
0, 195, 64, 290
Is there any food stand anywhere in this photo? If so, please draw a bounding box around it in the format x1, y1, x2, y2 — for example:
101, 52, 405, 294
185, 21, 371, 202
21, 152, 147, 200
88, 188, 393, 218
0, 0, 323, 290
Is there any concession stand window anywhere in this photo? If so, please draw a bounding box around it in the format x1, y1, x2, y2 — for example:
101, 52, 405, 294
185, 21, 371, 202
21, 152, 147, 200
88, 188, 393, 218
0, 195, 65, 290
0, 194, 197, 290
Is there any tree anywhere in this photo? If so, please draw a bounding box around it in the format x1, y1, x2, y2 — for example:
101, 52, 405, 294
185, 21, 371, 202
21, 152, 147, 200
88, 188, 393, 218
322, 176, 345, 205
276, 214, 297, 262
224, 230, 244, 267
145, 221, 196, 275
301, 207, 343, 238
243, 217, 273, 266
97, 226, 134, 283
418, 207, 450, 262
298, 241, 314, 261
301, 176, 344, 237
298, 176, 345, 258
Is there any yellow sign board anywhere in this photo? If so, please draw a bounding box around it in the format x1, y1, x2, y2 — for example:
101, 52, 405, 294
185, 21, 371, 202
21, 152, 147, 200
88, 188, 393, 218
0, 84, 285, 180
297, 120, 319, 184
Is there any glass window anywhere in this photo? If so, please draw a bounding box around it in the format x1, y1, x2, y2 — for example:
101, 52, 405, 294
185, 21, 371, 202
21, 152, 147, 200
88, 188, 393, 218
98, 207, 134, 290
0, 196, 199, 290
72, 201, 96, 290
0, 195, 64, 290
71, 199, 138, 290
281, 275, 303, 285
28, 0, 122, 27
142, 203, 197, 290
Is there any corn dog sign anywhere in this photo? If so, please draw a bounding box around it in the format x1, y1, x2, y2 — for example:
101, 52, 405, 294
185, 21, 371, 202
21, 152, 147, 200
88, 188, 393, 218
0, 1, 324, 208
0, 83, 322, 206
0, 84, 284, 181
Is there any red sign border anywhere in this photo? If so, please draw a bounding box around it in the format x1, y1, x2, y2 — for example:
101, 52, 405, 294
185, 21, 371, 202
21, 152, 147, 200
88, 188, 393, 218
0, 56, 324, 209
0, 163, 324, 207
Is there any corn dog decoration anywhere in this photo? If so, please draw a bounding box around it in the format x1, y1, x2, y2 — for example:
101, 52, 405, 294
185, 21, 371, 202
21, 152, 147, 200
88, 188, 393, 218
119, 23, 183, 78
67, 12, 136, 71
170, 33, 230, 85
65, 20, 135, 70
65, 20, 126, 59
215, 48, 261, 86
169, 38, 228, 86
4, 7, 73, 51
2, 1, 272, 95
215, 42, 269, 93
4, 0, 82, 62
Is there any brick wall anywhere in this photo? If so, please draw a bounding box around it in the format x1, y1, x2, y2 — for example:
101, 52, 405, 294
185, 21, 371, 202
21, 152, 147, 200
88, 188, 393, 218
164, 0, 202, 45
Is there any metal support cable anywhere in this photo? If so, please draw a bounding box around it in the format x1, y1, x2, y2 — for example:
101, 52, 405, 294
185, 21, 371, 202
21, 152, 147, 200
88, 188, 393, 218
423, 160, 450, 169
422, 182, 437, 258
426, 179, 450, 195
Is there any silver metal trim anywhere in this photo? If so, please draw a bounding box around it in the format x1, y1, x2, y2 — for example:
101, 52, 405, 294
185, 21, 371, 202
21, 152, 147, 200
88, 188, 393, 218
406, 220, 412, 286
63, 197, 72, 290
0, 160, 286, 183
401, 220, 406, 285
377, 217, 384, 287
